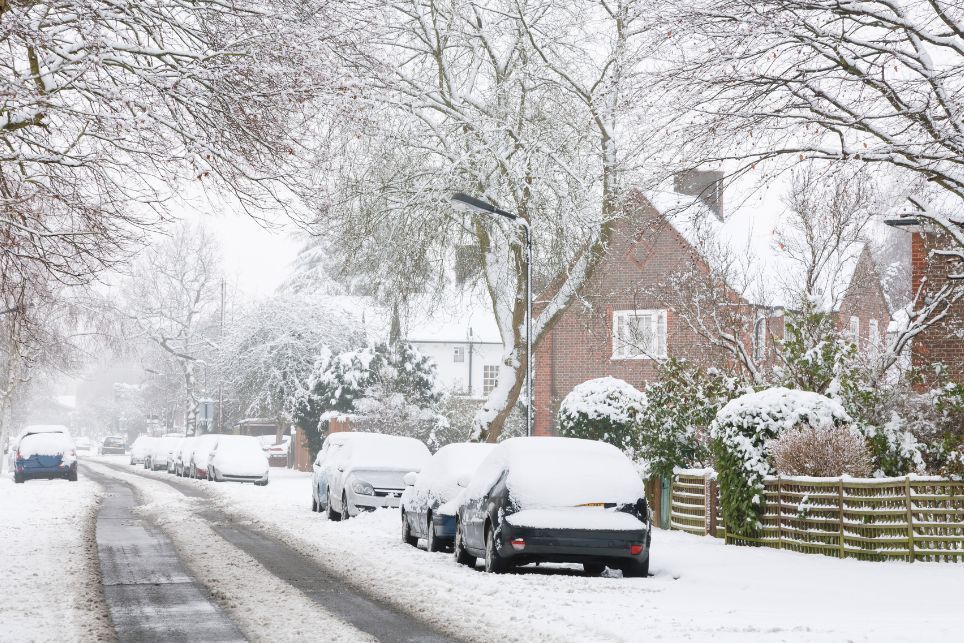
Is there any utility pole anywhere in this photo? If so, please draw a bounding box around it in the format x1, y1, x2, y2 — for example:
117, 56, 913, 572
218, 278, 225, 433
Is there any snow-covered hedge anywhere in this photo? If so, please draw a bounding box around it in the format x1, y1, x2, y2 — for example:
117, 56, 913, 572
558, 377, 646, 455
710, 387, 853, 538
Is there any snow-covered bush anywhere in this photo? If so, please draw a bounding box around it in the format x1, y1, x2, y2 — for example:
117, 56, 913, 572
636, 359, 749, 478
558, 377, 646, 455
769, 424, 872, 477
858, 413, 926, 476
710, 387, 853, 539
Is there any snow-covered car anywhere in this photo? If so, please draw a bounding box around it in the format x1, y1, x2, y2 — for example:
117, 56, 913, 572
326, 433, 430, 521
174, 437, 196, 477
129, 436, 155, 465
146, 434, 182, 471
311, 432, 374, 515
454, 437, 651, 577
101, 436, 126, 455
166, 437, 185, 474
401, 442, 496, 551
12, 426, 77, 483
74, 437, 92, 454
207, 435, 269, 485
190, 433, 222, 479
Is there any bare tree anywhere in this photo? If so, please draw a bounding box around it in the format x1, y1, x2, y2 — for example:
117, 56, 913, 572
121, 222, 221, 435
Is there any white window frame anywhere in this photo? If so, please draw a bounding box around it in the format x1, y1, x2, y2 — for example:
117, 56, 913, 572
482, 364, 499, 395
849, 316, 860, 340
753, 317, 767, 361
869, 319, 880, 348
453, 346, 465, 363
611, 309, 667, 360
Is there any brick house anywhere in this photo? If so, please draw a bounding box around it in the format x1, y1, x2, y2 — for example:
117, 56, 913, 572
533, 189, 892, 436
886, 220, 964, 385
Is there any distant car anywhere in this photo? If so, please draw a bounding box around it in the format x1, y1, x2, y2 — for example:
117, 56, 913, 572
207, 435, 269, 485
12, 426, 77, 483
175, 437, 196, 477
401, 442, 496, 552
326, 433, 430, 521
311, 432, 372, 516
129, 436, 156, 466
146, 435, 182, 471
74, 437, 92, 454
454, 437, 651, 577
101, 436, 126, 455
266, 437, 290, 467
190, 433, 223, 480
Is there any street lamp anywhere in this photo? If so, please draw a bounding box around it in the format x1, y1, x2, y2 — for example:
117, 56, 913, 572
450, 192, 533, 438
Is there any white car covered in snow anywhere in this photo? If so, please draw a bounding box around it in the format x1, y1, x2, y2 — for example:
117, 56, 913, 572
190, 433, 222, 480
311, 432, 373, 515
401, 442, 496, 551
129, 435, 156, 466
326, 433, 430, 521
174, 436, 196, 477
207, 435, 269, 485
146, 434, 182, 471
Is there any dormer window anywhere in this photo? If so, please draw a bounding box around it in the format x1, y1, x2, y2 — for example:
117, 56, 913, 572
674, 169, 724, 221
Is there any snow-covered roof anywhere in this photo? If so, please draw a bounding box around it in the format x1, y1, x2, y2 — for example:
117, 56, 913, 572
402, 290, 501, 344
646, 167, 871, 311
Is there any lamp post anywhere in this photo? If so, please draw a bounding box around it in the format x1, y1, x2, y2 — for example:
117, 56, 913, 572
450, 192, 532, 438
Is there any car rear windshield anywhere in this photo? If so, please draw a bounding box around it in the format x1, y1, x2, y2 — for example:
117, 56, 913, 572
506, 451, 644, 510
20, 433, 70, 458
104, 437, 124, 446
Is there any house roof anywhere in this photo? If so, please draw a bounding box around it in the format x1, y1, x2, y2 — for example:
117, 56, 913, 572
645, 167, 870, 312
402, 290, 502, 344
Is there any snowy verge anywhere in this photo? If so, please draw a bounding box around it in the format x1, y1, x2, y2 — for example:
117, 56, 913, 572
0, 474, 113, 642
82, 461, 370, 643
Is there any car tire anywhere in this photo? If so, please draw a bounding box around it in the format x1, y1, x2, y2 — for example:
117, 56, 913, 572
312, 496, 318, 512
622, 556, 650, 578
255, 480, 268, 487
340, 492, 350, 521
327, 492, 340, 521
426, 514, 442, 552
401, 511, 418, 547
454, 520, 476, 567
484, 525, 507, 574
68, 469, 78, 482
583, 562, 606, 577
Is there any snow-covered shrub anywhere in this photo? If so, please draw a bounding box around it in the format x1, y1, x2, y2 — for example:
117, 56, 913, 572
858, 412, 926, 476
769, 424, 872, 477
558, 377, 646, 456
636, 359, 749, 478
940, 449, 964, 479
710, 387, 853, 539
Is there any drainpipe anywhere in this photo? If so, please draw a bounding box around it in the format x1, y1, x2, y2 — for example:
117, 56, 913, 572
467, 327, 474, 397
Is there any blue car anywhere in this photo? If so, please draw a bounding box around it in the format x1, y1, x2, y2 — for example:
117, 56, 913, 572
400, 442, 495, 552
13, 427, 78, 484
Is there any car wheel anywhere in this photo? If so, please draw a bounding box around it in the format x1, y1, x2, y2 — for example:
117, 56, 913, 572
401, 511, 418, 547
484, 524, 507, 574
340, 492, 350, 521
583, 562, 606, 576
68, 469, 78, 482
327, 492, 340, 521
426, 514, 442, 552
622, 555, 650, 578
312, 496, 318, 512
454, 520, 476, 567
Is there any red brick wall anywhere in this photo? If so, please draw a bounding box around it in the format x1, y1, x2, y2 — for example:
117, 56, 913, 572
534, 198, 745, 435
835, 247, 892, 352
908, 231, 964, 385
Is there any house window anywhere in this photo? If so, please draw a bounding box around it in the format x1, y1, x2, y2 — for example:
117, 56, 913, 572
454, 346, 465, 363
612, 309, 667, 359
869, 319, 880, 347
849, 316, 860, 340
482, 364, 499, 395
753, 317, 767, 361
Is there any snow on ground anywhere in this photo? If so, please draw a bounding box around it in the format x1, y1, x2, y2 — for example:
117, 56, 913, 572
81, 460, 370, 643
0, 470, 113, 642
94, 457, 964, 643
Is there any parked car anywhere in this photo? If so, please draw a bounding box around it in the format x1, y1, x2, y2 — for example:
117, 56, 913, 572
12, 426, 77, 483
166, 437, 185, 474
326, 433, 430, 521
207, 435, 269, 485
453, 437, 651, 577
175, 437, 196, 477
311, 432, 372, 515
74, 437, 92, 454
190, 433, 223, 480
129, 436, 156, 466
146, 434, 182, 471
101, 436, 126, 455
401, 442, 496, 551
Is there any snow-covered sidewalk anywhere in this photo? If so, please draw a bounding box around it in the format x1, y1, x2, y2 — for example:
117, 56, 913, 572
0, 472, 112, 642
97, 457, 964, 642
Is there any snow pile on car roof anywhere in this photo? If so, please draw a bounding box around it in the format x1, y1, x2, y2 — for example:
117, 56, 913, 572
342, 433, 430, 471
416, 442, 496, 504
467, 437, 644, 509
19, 432, 72, 458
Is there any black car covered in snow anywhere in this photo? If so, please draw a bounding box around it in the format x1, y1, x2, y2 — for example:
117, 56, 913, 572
453, 437, 651, 577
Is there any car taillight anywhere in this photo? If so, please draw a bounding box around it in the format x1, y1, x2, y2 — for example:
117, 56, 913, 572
15, 450, 21, 460
70, 449, 76, 457
510, 538, 525, 551
629, 544, 644, 555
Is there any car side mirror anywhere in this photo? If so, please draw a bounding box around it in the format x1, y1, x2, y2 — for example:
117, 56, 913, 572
337, 465, 344, 472
456, 475, 470, 489
403, 472, 417, 487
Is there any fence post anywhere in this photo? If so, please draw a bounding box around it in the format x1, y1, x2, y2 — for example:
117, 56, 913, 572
837, 478, 845, 560
706, 475, 718, 538
905, 475, 915, 563
660, 476, 671, 530
776, 475, 783, 550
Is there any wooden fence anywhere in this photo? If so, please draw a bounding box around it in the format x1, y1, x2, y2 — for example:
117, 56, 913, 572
669, 470, 964, 562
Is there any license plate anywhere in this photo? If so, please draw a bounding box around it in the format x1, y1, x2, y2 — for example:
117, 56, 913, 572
577, 502, 606, 507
